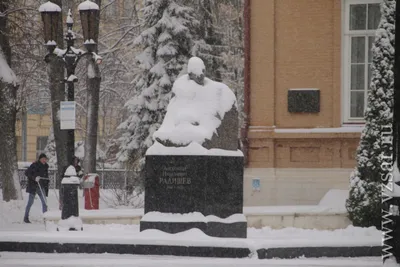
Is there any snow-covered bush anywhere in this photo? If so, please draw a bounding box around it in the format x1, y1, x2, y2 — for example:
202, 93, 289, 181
101, 187, 144, 209
44, 130, 106, 168
346, 0, 395, 229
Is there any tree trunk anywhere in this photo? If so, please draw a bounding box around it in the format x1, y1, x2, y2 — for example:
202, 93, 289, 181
0, 0, 22, 201
84, 0, 101, 174
48, 55, 68, 185
0, 79, 21, 201
84, 60, 101, 173
48, 0, 68, 205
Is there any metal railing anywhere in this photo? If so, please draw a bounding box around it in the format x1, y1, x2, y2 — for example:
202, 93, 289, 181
14, 168, 139, 190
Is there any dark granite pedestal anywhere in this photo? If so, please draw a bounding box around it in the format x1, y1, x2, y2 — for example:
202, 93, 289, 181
140, 155, 247, 238
140, 215, 247, 238
58, 182, 83, 231
61, 184, 79, 220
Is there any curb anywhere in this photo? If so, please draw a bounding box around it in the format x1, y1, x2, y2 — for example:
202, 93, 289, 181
0, 242, 381, 259
0, 242, 251, 258
257, 246, 382, 259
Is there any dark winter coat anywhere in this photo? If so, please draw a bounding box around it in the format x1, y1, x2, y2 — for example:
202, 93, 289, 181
25, 161, 49, 196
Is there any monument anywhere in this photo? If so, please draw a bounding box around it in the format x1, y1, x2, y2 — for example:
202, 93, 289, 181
57, 165, 83, 231
140, 57, 247, 238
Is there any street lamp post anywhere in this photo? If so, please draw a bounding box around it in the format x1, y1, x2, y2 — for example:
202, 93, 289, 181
39, 1, 101, 165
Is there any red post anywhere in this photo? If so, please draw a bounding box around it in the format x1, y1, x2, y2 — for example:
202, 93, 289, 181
84, 174, 99, 210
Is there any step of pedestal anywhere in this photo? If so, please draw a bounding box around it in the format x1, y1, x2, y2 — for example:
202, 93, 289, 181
43, 206, 350, 230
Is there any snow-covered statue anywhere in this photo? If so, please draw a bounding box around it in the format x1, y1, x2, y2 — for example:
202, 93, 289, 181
153, 57, 238, 151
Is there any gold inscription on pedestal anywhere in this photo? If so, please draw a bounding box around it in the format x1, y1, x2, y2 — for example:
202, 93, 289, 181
159, 166, 191, 185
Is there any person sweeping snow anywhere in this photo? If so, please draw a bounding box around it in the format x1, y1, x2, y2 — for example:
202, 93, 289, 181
23, 153, 50, 223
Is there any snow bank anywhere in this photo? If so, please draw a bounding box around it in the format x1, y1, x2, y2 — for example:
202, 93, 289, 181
318, 189, 348, 209
146, 141, 243, 156
0, 220, 381, 246
250, 224, 380, 248
384, 257, 400, 267
40, 204, 347, 222
0, 225, 381, 249
0, 253, 382, 267
207, 214, 247, 223
141, 212, 246, 223
0, 200, 30, 225
243, 205, 346, 216
38, 1, 61, 12
44, 208, 144, 221
0, 190, 143, 226
0, 228, 249, 249
247, 225, 380, 241
78, 0, 99, 11
57, 216, 83, 231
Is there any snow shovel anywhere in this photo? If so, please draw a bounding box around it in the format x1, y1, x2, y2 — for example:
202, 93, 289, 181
37, 177, 49, 207
37, 177, 50, 230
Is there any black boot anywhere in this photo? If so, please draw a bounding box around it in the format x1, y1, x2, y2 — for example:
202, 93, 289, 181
24, 217, 31, 223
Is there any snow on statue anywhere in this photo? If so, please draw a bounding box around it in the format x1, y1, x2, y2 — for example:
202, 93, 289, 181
152, 57, 239, 151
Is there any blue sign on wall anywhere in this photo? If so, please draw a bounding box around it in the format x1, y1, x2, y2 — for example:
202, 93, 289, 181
252, 178, 261, 191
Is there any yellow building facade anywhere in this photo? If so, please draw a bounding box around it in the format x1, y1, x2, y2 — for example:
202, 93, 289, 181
15, 113, 118, 163
15, 114, 51, 162
242, 0, 379, 206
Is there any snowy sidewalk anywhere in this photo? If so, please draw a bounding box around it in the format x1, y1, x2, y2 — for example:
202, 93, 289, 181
1, 190, 352, 230
0, 191, 381, 259
0, 253, 382, 267
0, 226, 380, 249
0, 221, 380, 246
0, 222, 381, 259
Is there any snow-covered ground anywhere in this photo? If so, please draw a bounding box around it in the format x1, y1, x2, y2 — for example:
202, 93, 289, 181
0, 220, 380, 247
0, 190, 143, 225
0, 190, 380, 247
1, 190, 350, 226
0, 253, 382, 267
0, 190, 383, 266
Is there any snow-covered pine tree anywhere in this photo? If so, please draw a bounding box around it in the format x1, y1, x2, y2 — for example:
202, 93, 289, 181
346, 0, 395, 229
190, 0, 221, 82
117, 0, 204, 174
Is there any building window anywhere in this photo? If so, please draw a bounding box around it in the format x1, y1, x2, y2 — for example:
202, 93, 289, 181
343, 0, 381, 123
36, 136, 48, 158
